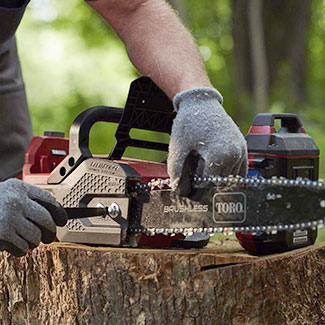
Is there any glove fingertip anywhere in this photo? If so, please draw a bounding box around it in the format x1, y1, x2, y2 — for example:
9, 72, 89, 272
169, 167, 191, 196
176, 173, 192, 197
40, 227, 56, 244
0, 240, 27, 257
33, 199, 68, 227
239, 160, 248, 177
55, 207, 68, 227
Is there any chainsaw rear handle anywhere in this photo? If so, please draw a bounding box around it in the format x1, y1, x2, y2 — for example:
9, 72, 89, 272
48, 106, 123, 184
251, 113, 304, 133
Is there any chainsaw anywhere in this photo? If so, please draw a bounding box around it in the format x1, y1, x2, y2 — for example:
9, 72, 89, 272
22, 77, 323, 253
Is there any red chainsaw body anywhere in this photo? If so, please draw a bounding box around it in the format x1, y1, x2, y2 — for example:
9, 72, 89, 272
23, 135, 169, 184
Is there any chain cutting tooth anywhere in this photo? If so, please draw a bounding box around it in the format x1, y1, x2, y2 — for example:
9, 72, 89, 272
147, 229, 155, 236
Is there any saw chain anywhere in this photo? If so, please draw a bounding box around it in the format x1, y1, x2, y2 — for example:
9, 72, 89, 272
128, 175, 325, 237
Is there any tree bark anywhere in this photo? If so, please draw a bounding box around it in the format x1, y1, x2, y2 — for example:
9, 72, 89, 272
0, 240, 324, 324
231, 0, 254, 122
231, 0, 312, 116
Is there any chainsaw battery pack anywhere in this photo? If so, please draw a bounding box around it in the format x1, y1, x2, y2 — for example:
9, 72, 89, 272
236, 113, 320, 255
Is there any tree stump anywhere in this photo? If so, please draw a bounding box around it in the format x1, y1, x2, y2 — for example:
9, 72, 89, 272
0, 239, 324, 325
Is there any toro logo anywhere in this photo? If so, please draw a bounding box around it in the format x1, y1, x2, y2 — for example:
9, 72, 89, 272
213, 192, 246, 224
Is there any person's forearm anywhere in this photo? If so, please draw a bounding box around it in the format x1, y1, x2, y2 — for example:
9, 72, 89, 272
87, 0, 212, 99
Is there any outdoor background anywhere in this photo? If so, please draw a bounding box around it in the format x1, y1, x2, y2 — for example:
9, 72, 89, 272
16, 0, 325, 241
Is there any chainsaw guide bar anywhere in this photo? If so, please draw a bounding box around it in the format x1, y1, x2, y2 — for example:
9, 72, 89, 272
128, 176, 325, 236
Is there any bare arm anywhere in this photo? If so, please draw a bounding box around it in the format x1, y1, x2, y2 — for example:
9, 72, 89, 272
86, 0, 212, 99
86, 0, 248, 194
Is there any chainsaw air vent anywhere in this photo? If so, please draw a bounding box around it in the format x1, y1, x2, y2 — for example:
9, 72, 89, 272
66, 219, 85, 232
62, 173, 126, 207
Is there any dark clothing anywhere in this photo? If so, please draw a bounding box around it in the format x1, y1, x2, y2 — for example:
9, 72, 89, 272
0, 0, 29, 45
0, 0, 33, 180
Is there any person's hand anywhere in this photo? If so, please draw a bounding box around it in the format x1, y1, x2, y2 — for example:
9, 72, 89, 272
0, 179, 67, 256
168, 87, 248, 196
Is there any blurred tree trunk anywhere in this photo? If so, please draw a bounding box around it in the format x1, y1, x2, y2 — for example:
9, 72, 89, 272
231, 0, 312, 116
248, 0, 269, 113
168, 0, 188, 24
231, 0, 253, 122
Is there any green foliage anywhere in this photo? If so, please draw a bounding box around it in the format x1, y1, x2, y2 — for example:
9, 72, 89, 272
186, 0, 238, 117
18, 0, 136, 155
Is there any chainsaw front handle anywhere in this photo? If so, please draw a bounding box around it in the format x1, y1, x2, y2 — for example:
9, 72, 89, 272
48, 77, 175, 184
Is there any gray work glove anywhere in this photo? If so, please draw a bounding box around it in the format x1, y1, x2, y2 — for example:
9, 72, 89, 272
0, 179, 67, 257
168, 87, 248, 197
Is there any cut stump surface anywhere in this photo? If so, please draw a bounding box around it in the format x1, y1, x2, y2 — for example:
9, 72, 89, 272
0, 239, 324, 325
